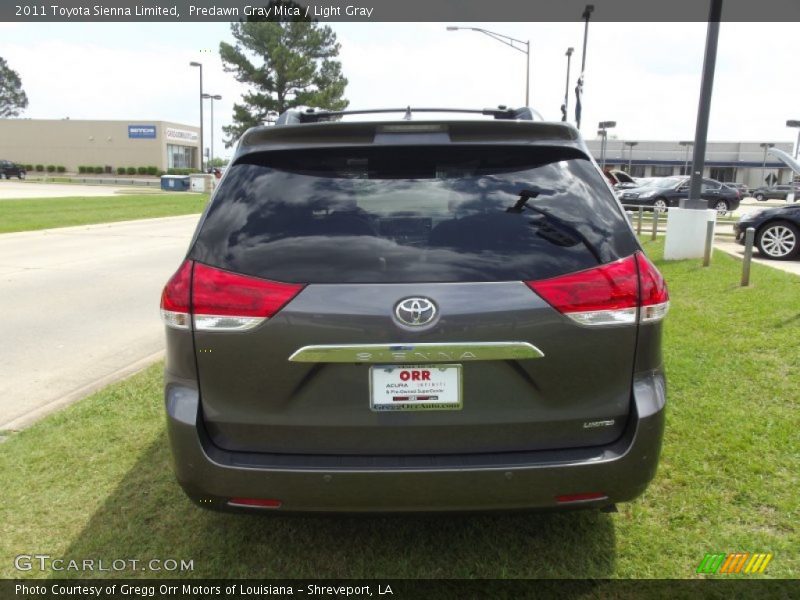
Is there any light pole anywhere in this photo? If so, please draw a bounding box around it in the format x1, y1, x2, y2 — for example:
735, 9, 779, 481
189, 61, 203, 171
760, 142, 775, 185
787, 120, 800, 159
598, 121, 616, 169
625, 141, 638, 173
562, 47, 574, 122
447, 26, 530, 106
575, 4, 594, 129
679, 141, 694, 176
202, 93, 222, 169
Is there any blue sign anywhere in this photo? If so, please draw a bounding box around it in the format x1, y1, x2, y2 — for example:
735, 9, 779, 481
128, 125, 157, 139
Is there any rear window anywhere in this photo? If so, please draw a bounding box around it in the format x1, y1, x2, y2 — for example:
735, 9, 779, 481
190, 146, 638, 283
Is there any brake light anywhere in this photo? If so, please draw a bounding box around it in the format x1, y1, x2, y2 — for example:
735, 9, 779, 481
159, 260, 192, 330
526, 252, 668, 326
555, 492, 607, 504
160, 260, 304, 332
636, 253, 670, 322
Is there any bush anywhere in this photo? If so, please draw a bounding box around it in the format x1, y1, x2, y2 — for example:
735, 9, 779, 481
137, 166, 147, 175
35, 164, 44, 172
25, 164, 33, 171
57, 166, 66, 173
126, 167, 136, 175
117, 167, 126, 175
93, 166, 103, 174
46, 165, 56, 173
146, 166, 158, 176
78, 166, 85, 174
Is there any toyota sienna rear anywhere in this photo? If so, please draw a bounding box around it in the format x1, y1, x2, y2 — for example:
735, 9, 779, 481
161, 107, 668, 512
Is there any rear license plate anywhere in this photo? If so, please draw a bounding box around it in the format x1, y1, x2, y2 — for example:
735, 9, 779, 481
370, 364, 462, 411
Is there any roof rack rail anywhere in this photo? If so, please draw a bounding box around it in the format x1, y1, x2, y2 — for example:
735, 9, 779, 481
274, 106, 540, 126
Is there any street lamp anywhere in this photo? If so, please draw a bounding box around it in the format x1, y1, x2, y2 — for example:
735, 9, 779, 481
760, 142, 775, 185
624, 141, 639, 173
202, 93, 222, 170
575, 4, 594, 129
447, 26, 530, 107
562, 48, 574, 122
679, 141, 694, 176
597, 120, 616, 169
189, 61, 203, 171
787, 120, 800, 159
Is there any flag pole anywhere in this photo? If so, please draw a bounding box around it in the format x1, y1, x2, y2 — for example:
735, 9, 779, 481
576, 4, 594, 129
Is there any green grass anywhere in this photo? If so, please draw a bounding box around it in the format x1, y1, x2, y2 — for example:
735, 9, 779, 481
0, 194, 208, 233
0, 240, 797, 580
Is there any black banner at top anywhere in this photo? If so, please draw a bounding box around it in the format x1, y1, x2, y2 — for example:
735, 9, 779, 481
2, 0, 800, 22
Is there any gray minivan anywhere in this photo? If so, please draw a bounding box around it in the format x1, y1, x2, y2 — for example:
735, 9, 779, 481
161, 107, 669, 513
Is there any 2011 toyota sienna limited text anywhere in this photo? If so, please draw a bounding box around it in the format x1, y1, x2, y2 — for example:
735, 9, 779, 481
160, 106, 669, 513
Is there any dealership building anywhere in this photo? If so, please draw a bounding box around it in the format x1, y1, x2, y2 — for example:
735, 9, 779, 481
0, 119, 201, 172
584, 138, 795, 188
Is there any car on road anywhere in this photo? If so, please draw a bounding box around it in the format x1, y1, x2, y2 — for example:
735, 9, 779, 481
734, 204, 800, 260
722, 182, 750, 198
751, 184, 799, 202
0, 160, 26, 180
618, 176, 740, 215
160, 106, 669, 513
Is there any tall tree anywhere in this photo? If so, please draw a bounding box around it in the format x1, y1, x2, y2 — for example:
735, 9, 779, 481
220, 0, 348, 145
0, 57, 29, 118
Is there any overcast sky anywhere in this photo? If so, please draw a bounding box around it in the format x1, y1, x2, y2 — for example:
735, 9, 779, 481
2, 21, 798, 158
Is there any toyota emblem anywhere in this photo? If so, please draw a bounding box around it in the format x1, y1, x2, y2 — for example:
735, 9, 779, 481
394, 297, 437, 327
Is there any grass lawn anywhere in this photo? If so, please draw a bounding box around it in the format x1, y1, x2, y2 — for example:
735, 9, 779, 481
0, 239, 797, 580
0, 194, 208, 233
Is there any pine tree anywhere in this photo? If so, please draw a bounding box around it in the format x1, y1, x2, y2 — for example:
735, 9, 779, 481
219, 0, 348, 145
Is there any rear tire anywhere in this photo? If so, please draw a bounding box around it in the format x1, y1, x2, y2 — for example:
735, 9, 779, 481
714, 200, 729, 216
18, 171, 25, 180
652, 198, 668, 213
756, 221, 800, 260
755, 193, 765, 201
0, 173, 6, 180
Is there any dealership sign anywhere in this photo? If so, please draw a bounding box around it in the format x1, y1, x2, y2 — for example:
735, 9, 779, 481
165, 128, 199, 143
128, 125, 157, 139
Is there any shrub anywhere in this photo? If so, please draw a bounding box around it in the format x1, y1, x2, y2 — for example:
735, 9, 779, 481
46, 165, 56, 173
94, 166, 104, 174
126, 167, 136, 175
25, 164, 33, 171
146, 166, 158, 176
57, 166, 66, 173
137, 166, 147, 175
117, 167, 126, 175
35, 164, 44, 172
77, 166, 85, 174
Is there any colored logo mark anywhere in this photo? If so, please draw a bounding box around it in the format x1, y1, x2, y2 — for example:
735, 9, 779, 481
697, 552, 772, 574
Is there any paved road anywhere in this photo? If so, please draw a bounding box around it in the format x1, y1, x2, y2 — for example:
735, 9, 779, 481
0, 215, 200, 430
0, 180, 156, 199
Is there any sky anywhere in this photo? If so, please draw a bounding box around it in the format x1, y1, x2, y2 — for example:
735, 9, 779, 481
2, 20, 799, 159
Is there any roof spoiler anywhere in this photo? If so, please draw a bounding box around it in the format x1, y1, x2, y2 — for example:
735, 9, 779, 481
274, 106, 542, 125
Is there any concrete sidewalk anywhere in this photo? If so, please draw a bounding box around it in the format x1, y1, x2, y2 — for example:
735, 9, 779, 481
0, 214, 200, 430
714, 239, 800, 277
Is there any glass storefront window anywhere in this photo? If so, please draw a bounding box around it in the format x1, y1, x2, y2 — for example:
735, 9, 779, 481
167, 144, 194, 169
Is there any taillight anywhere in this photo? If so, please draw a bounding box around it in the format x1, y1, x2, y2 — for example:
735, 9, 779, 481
636, 252, 670, 323
160, 260, 304, 332
160, 260, 192, 330
526, 252, 668, 326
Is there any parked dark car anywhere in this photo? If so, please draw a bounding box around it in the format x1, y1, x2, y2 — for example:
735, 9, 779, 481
160, 106, 669, 513
734, 204, 800, 260
751, 184, 799, 202
722, 182, 750, 198
619, 176, 740, 214
0, 160, 26, 179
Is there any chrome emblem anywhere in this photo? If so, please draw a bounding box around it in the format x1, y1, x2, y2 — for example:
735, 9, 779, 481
395, 297, 437, 326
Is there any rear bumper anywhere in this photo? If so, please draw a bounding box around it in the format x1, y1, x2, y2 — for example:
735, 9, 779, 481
164, 371, 666, 513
